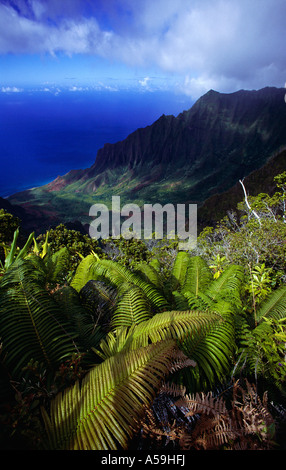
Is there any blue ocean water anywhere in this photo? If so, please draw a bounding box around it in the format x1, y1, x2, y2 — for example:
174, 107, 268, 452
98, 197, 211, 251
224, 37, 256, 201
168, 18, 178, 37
0, 90, 193, 198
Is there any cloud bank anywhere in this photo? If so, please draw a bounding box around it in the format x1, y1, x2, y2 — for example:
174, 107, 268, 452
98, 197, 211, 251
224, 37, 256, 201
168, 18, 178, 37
0, 0, 285, 98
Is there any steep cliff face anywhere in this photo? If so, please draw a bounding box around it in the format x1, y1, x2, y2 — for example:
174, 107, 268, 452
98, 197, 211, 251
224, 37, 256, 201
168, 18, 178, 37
90, 87, 286, 173
43, 86, 286, 196
7, 86, 286, 232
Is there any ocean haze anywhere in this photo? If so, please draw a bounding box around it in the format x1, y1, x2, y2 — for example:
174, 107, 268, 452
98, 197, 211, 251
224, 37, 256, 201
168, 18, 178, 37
0, 89, 192, 197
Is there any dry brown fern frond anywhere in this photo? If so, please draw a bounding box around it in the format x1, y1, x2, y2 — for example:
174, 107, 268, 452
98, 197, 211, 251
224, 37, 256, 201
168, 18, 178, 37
132, 402, 183, 449
230, 379, 275, 449
133, 379, 276, 451
178, 413, 237, 450
159, 382, 186, 398
169, 350, 197, 373
175, 391, 228, 418
179, 414, 216, 450
176, 379, 276, 450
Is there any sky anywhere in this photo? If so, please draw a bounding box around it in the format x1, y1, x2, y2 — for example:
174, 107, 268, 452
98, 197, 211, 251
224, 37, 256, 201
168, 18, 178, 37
0, 0, 285, 99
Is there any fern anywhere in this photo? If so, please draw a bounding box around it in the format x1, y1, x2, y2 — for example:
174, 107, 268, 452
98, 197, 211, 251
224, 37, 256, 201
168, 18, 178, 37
157, 379, 275, 450
134, 262, 164, 290
169, 251, 191, 292
79, 280, 118, 327
182, 255, 212, 296
256, 285, 286, 324
70, 254, 99, 292
94, 309, 221, 361
175, 307, 236, 392
46, 246, 70, 284
234, 286, 286, 384
52, 285, 106, 354
0, 259, 80, 378
71, 255, 168, 311
111, 283, 152, 329
203, 265, 244, 307
41, 340, 187, 450
172, 290, 189, 310
176, 390, 228, 417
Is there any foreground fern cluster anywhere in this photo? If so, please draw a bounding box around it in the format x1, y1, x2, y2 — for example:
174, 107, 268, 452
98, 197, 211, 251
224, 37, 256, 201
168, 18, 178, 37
0, 173, 286, 450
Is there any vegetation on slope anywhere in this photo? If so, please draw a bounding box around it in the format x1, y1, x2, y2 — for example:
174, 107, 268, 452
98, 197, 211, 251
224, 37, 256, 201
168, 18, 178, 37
0, 171, 285, 450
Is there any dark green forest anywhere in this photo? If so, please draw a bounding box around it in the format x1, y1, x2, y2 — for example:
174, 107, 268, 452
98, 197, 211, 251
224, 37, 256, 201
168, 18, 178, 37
0, 171, 286, 450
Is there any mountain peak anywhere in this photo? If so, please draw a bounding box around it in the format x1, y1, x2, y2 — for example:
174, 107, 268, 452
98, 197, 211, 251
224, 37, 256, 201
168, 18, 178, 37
7, 86, 286, 233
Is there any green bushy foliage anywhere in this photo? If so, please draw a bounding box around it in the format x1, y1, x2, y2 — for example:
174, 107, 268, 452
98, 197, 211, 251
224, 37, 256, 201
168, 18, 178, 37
103, 235, 151, 268
0, 209, 20, 244
1, 172, 286, 450
36, 224, 105, 275
0, 210, 21, 266
195, 172, 286, 283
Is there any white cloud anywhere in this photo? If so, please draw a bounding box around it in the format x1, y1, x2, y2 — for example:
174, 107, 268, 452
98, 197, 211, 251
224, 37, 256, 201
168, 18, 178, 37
139, 76, 150, 88
1, 86, 23, 93
42, 86, 61, 95
97, 82, 118, 92
0, 4, 113, 56
0, 0, 286, 95
93, 0, 286, 94
69, 86, 83, 91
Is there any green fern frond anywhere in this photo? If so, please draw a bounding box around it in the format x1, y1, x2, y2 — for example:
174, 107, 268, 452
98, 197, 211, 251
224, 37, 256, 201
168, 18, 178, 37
98, 259, 168, 310
203, 265, 244, 307
182, 255, 212, 296
133, 310, 222, 349
172, 290, 189, 310
41, 340, 184, 450
0, 259, 79, 378
169, 251, 191, 291
95, 310, 222, 360
256, 286, 286, 324
71, 256, 168, 311
0, 255, 43, 287
79, 280, 118, 323
52, 285, 106, 353
70, 254, 99, 292
49, 246, 70, 282
93, 327, 131, 361
111, 283, 152, 329
134, 262, 163, 290
149, 257, 161, 272
175, 303, 236, 391
183, 290, 211, 310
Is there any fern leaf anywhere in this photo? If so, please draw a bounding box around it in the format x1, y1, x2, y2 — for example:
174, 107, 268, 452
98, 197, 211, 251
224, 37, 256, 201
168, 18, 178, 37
256, 286, 286, 323
49, 246, 70, 282
0, 259, 79, 378
172, 290, 189, 310
79, 280, 117, 324
71, 256, 168, 311
70, 254, 99, 292
111, 283, 153, 328
52, 285, 106, 352
134, 263, 163, 290
203, 265, 244, 307
182, 256, 212, 296
41, 340, 184, 450
95, 310, 221, 360
170, 251, 191, 291
176, 391, 228, 417
177, 309, 236, 391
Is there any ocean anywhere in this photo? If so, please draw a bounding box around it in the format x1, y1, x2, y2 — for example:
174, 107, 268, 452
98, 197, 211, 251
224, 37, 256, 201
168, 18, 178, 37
0, 89, 193, 198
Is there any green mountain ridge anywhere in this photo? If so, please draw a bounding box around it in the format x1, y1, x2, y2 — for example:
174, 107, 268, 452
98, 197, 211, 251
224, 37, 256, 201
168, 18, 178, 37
6, 86, 286, 234
197, 146, 286, 228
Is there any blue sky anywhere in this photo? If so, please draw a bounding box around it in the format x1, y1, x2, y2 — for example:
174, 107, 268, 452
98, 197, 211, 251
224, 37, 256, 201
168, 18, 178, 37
0, 0, 286, 99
